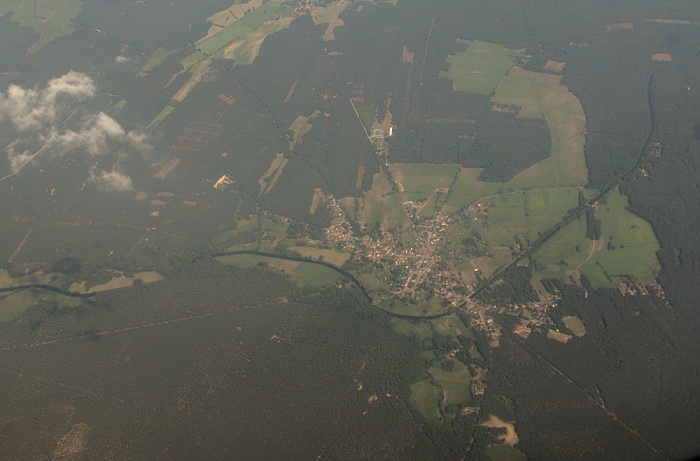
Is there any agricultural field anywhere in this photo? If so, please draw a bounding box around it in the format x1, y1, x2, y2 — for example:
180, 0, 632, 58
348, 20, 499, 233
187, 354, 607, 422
441, 40, 523, 96
361, 173, 410, 229
379, 297, 450, 317
0, 0, 81, 52
389, 163, 460, 201
287, 247, 351, 267
533, 190, 661, 288
492, 67, 588, 188
196, 1, 292, 56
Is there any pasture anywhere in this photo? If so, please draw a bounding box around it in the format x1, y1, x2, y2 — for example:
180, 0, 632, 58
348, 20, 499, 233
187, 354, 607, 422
287, 247, 351, 267
563, 316, 586, 336
441, 40, 522, 96
0, 0, 81, 51
362, 173, 410, 229
428, 360, 471, 406
389, 163, 459, 201
583, 190, 660, 285
196, 1, 292, 56
492, 67, 588, 188
410, 379, 442, 424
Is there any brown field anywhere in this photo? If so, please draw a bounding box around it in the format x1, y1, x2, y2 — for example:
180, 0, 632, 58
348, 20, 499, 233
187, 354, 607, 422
134, 191, 148, 201
153, 157, 181, 180
355, 164, 366, 190
547, 329, 573, 343
311, 0, 349, 41
544, 60, 566, 72
606, 22, 634, 31
482, 415, 519, 446
310, 188, 325, 215
259, 153, 289, 194
651, 53, 672, 61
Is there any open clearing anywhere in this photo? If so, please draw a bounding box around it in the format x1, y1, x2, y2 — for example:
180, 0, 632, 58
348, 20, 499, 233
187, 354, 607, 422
287, 247, 350, 267
311, 0, 350, 41
563, 316, 586, 336
651, 53, 673, 61
288, 111, 320, 150
544, 60, 566, 73
389, 163, 459, 201
259, 153, 289, 194
441, 40, 523, 96
196, 1, 292, 56
485, 443, 528, 461
482, 415, 519, 446
410, 379, 442, 424
492, 67, 588, 188
547, 329, 573, 343
582, 190, 660, 285
362, 173, 410, 229
428, 360, 471, 406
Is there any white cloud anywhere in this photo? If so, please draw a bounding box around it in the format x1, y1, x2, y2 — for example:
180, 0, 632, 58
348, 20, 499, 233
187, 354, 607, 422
0, 71, 96, 132
90, 169, 133, 191
0, 72, 151, 178
115, 55, 130, 64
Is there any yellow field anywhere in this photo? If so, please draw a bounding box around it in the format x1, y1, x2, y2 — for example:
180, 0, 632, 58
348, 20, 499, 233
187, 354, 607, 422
259, 153, 289, 194
311, 0, 350, 41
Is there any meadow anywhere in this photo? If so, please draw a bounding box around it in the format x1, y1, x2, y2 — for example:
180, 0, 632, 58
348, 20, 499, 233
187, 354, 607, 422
440, 40, 523, 96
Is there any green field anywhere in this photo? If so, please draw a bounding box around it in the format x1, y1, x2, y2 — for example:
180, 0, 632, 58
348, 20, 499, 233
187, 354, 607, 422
390, 318, 434, 339
563, 316, 586, 336
410, 379, 442, 423
288, 263, 343, 289
583, 190, 660, 285
486, 444, 528, 461
430, 314, 471, 337
357, 105, 376, 132
533, 190, 660, 287
428, 360, 471, 406
363, 173, 410, 229
0, 0, 81, 51
196, 2, 292, 56
441, 40, 522, 96
0, 291, 36, 322
379, 297, 450, 317
492, 67, 588, 188
390, 163, 460, 201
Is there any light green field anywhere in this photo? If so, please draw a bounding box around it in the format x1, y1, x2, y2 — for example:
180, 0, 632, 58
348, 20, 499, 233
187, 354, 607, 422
390, 318, 434, 339
218, 16, 294, 64
0, 291, 35, 322
289, 263, 342, 289
138, 46, 185, 76
532, 215, 588, 273
357, 105, 376, 132
146, 105, 175, 130
390, 163, 460, 201
534, 190, 660, 287
410, 379, 442, 423
287, 247, 350, 267
196, 2, 292, 56
428, 360, 471, 406
430, 314, 470, 337
355, 272, 390, 296
379, 297, 449, 317
486, 444, 528, 461
441, 40, 522, 96
563, 316, 586, 336
0, 0, 82, 52
363, 173, 410, 229
583, 190, 660, 285
492, 67, 588, 188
